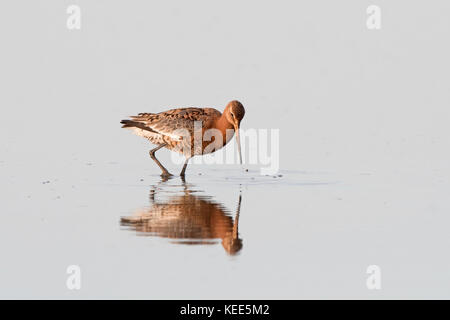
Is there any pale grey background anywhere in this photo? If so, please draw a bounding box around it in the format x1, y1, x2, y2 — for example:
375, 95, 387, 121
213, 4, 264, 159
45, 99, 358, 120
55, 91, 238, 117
0, 0, 449, 299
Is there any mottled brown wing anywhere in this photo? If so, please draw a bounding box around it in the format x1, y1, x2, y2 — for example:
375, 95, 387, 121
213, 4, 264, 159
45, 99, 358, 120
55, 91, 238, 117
128, 107, 220, 140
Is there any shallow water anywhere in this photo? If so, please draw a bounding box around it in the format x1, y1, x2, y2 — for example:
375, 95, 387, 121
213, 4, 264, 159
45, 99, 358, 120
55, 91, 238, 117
2, 0, 450, 299
2, 158, 450, 299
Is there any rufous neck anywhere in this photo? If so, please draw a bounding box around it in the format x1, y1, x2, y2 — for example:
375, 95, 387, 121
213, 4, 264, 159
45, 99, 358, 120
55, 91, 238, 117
216, 113, 234, 133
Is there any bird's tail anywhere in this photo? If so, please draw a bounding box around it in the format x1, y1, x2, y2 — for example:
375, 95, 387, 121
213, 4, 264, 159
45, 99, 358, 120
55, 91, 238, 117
120, 119, 140, 129
120, 119, 159, 135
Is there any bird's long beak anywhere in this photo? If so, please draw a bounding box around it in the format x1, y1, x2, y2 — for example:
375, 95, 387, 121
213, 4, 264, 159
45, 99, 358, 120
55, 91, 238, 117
234, 123, 243, 165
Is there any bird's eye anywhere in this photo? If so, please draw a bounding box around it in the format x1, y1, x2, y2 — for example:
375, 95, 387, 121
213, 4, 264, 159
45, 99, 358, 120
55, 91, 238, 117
231, 113, 234, 118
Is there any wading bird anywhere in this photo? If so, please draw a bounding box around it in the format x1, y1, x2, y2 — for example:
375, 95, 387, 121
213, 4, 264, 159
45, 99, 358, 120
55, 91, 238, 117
120, 100, 245, 177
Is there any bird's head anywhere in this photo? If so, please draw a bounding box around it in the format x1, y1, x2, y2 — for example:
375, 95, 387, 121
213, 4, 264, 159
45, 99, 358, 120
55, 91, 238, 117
225, 100, 245, 125
224, 100, 245, 164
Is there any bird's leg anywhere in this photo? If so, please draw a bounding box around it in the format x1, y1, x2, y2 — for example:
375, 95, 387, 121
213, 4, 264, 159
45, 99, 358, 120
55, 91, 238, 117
180, 158, 190, 177
149, 143, 172, 177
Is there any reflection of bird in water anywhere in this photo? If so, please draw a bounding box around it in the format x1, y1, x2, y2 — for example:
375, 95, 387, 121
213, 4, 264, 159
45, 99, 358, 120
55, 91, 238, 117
120, 100, 245, 177
120, 177, 243, 255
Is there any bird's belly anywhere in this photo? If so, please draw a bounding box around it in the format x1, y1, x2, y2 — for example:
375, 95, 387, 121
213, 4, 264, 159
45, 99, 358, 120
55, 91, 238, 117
166, 136, 233, 157
200, 130, 234, 155
155, 129, 235, 157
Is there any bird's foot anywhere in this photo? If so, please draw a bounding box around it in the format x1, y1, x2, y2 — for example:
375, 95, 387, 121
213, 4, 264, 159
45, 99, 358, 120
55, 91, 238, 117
160, 172, 174, 178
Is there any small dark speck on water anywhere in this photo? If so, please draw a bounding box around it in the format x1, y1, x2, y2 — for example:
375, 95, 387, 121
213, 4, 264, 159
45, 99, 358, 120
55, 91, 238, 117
198, 173, 202, 175
42, 181, 50, 184
278, 174, 283, 177
140, 179, 144, 182
245, 169, 249, 172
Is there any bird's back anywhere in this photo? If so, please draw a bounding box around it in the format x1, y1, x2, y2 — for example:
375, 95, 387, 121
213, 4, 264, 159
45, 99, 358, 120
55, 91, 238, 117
120, 107, 222, 154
